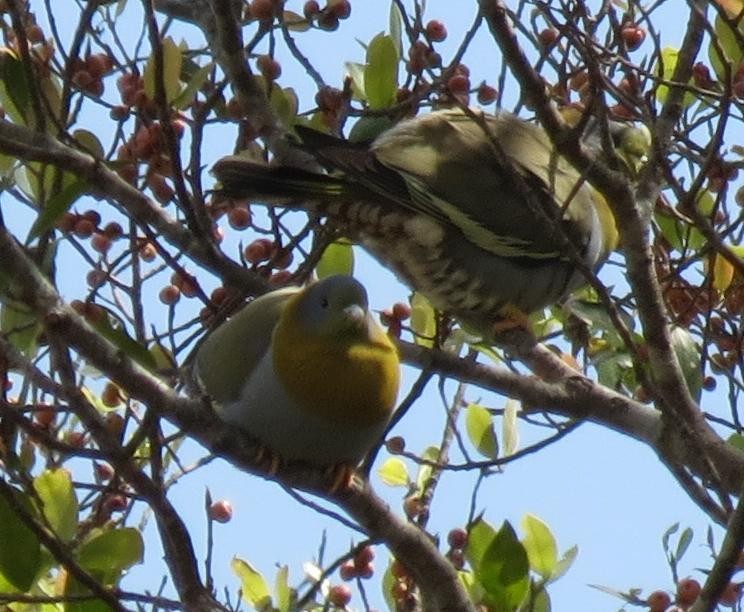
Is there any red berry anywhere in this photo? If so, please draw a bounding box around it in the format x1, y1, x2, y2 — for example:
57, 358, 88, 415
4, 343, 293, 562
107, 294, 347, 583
91, 232, 112, 254
447, 527, 468, 550
148, 173, 174, 204
477, 83, 498, 105
720, 582, 741, 606
271, 245, 293, 269
101, 382, 122, 408
269, 270, 292, 286
357, 563, 374, 580
676, 577, 701, 606
385, 435, 405, 454
105, 412, 126, 438
86, 269, 107, 288
72, 70, 94, 90
250, 0, 274, 21
159, 284, 181, 305
329, 0, 351, 19
94, 461, 114, 481
621, 24, 646, 51
692, 62, 714, 89
66, 431, 87, 448
103, 221, 123, 239
353, 546, 374, 570
73, 218, 96, 238
392, 302, 411, 321
86, 53, 113, 79
26, 24, 44, 43
104, 493, 128, 512
538, 28, 559, 47
446, 549, 464, 569
447, 74, 470, 95
328, 584, 352, 607
56, 212, 78, 233
256, 55, 281, 81
34, 405, 56, 427
227, 206, 252, 230
208, 499, 233, 523
317, 12, 339, 31
139, 241, 157, 262
425, 19, 447, 42
339, 560, 357, 581
647, 590, 672, 612
303, 0, 320, 18
82, 209, 101, 226
244, 238, 273, 264
210, 286, 229, 305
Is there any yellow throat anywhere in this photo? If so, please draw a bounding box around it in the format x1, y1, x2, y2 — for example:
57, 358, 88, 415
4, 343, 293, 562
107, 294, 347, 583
271, 293, 400, 427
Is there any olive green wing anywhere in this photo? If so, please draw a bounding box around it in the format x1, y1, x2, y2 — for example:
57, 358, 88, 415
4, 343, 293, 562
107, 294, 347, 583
193, 287, 298, 405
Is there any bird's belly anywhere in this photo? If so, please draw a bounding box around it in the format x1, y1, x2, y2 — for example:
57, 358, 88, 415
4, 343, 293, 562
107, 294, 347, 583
340, 207, 584, 327
219, 351, 387, 465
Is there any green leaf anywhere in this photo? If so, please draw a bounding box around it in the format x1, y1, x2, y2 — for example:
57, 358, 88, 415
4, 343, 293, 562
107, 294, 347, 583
344, 61, 366, 101
675, 527, 693, 562
0, 300, 41, 357
415, 446, 439, 491
0, 486, 41, 591
549, 545, 578, 583
655, 211, 685, 252
86, 305, 158, 371
364, 33, 398, 110
388, 2, 403, 58
382, 561, 398, 612
727, 433, 744, 451
521, 515, 558, 579
477, 521, 530, 610
270, 86, 299, 129
348, 115, 395, 142
656, 47, 696, 107
275, 565, 293, 612
377, 457, 410, 487
73, 129, 105, 159
465, 517, 497, 572
410, 292, 436, 348
0, 47, 30, 125
710, 13, 744, 82
526, 587, 551, 612
670, 326, 703, 401
29, 176, 88, 239
465, 403, 498, 459
662, 522, 680, 553
78, 527, 144, 584
34, 468, 78, 543
316, 240, 354, 278
283, 9, 311, 31
143, 36, 182, 103
232, 557, 272, 609
502, 399, 520, 457
173, 62, 212, 109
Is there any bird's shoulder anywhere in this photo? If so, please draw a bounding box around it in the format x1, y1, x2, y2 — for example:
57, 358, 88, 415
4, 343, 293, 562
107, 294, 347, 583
194, 287, 299, 405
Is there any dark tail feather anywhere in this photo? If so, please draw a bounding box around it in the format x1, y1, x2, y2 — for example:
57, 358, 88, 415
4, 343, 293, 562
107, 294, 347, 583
212, 156, 352, 202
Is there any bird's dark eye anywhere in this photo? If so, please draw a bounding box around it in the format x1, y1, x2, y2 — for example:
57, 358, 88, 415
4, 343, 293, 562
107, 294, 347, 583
320, 297, 330, 309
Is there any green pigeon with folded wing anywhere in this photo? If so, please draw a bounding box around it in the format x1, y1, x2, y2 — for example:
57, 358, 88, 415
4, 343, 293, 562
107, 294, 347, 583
213, 108, 648, 337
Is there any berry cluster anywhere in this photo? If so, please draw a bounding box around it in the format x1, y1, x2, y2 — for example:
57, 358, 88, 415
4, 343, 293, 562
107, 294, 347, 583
380, 302, 411, 338
303, 0, 352, 32
71, 53, 114, 97
645, 577, 741, 611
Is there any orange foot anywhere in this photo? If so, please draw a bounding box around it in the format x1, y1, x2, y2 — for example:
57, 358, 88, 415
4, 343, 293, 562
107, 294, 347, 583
324, 463, 365, 494
492, 304, 532, 334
